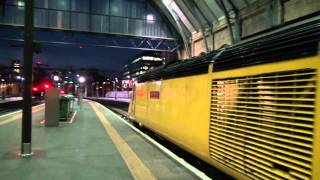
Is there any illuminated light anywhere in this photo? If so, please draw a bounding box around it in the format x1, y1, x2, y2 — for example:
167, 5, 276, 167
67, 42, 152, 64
16, 76, 21, 80
79, 44, 84, 49
32, 87, 39, 91
141, 56, 162, 61
53, 75, 59, 81
146, 14, 155, 24
78, 76, 86, 83
136, 90, 144, 97
1, 79, 5, 82
64, 81, 68, 84
156, 81, 161, 85
69, 81, 74, 84
76, 74, 80, 77
17, 1, 25, 7
59, 90, 65, 94
43, 83, 52, 90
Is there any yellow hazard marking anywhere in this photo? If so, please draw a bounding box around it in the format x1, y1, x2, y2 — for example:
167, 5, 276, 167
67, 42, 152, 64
0, 105, 45, 126
89, 102, 156, 180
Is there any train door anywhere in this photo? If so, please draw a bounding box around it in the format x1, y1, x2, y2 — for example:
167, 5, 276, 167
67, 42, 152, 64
133, 83, 149, 122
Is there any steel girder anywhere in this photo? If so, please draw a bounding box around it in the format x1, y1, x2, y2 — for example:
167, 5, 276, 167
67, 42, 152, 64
0, 25, 179, 52
174, 0, 211, 53
151, 0, 191, 58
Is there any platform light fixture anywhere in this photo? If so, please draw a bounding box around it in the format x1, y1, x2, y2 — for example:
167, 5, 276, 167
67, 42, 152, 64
17, 1, 25, 7
53, 75, 59, 81
78, 76, 86, 83
146, 14, 155, 24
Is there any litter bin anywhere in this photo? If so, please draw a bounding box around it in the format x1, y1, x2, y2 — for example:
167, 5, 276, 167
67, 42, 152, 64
59, 95, 74, 120
65, 94, 74, 113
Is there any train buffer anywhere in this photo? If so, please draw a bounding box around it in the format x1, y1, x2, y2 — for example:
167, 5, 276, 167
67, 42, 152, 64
0, 100, 204, 180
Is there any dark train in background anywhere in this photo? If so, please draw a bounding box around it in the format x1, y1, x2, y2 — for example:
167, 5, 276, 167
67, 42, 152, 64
128, 16, 320, 179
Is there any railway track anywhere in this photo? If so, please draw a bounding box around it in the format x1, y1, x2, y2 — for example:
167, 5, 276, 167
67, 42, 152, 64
0, 99, 44, 115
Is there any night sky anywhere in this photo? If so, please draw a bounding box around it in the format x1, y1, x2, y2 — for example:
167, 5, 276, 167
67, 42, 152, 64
0, 39, 143, 72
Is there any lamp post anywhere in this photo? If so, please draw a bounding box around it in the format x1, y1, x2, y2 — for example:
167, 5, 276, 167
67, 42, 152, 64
91, 82, 94, 97
114, 78, 118, 100
78, 76, 85, 107
95, 82, 98, 98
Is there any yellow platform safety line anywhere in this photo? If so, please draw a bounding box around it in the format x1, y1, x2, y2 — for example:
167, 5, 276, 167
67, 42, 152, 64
0, 104, 45, 126
89, 102, 156, 180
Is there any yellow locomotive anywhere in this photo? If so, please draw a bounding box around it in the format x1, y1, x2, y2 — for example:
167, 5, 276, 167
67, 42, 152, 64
128, 16, 320, 180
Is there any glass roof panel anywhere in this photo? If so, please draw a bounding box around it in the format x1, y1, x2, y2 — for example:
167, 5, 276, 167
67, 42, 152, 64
162, 0, 196, 33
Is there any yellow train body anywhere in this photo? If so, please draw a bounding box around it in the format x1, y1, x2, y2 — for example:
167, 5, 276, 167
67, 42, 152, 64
129, 55, 320, 180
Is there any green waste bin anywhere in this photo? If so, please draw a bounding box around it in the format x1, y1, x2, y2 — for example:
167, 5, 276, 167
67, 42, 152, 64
59, 95, 74, 120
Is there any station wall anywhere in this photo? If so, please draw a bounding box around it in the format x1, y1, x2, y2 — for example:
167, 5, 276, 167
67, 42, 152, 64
186, 0, 320, 58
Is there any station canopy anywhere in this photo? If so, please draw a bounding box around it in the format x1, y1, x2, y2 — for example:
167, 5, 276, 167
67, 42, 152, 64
0, 0, 258, 52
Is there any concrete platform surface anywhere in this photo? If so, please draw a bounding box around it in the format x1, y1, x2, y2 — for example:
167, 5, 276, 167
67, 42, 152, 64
88, 97, 130, 103
0, 100, 199, 180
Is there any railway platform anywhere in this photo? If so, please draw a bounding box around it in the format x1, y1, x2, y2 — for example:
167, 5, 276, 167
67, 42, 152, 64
88, 97, 131, 103
0, 100, 202, 180
0, 97, 23, 104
